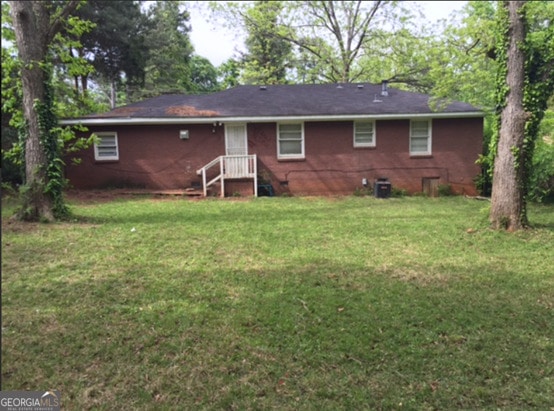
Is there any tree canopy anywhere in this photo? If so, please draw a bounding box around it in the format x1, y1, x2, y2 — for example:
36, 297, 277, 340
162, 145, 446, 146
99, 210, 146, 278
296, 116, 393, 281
241, 1, 292, 85
140, 1, 195, 97
211, 0, 402, 84
75, 0, 148, 107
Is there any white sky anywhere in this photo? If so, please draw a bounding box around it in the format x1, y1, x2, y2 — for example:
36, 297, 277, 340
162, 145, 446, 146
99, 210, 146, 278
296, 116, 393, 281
188, 1, 468, 66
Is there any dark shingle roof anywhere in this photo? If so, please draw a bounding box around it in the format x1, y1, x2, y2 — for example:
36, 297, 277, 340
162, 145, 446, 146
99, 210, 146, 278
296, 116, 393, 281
81, 83, 482, 121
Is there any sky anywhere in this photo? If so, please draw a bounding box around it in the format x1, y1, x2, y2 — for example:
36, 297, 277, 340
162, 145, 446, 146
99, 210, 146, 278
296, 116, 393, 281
188, 1, 468, 66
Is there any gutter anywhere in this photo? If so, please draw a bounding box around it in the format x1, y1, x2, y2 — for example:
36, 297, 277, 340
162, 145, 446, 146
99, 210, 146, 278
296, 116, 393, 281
59, 111, 485, 126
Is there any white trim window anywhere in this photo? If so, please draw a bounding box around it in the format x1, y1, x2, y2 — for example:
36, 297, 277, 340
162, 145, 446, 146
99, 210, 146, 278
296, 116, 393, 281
93, 132, 119, 161
354, 120, 375, 147
278, 123, 304, 159
410, 119, 432, 155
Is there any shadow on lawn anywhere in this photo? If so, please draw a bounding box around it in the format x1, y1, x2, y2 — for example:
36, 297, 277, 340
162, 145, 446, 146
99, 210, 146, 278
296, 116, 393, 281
3, 253, 552, 409
4, 196, 552, 407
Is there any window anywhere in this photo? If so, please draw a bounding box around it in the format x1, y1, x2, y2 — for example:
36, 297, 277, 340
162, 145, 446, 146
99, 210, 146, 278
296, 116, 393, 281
94, 132, 119, 161
354, 121, 375, 147
278, 123, 304, 159
410, 120, 431, 155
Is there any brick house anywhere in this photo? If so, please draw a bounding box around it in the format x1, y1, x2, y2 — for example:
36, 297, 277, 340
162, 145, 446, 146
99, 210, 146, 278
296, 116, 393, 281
62, 82, 484, 197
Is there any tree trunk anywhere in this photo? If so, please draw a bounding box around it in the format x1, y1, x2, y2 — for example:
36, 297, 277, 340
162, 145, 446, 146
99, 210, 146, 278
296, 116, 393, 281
9, 0, 80, 221
490, 1, 528, 231
110, 79, 117, 109
10, 1, 55, 221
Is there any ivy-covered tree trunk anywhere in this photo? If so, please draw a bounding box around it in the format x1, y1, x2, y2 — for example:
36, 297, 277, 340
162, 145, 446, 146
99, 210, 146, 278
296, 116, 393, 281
9, 1, 79, 221
490, 1, 528, 230
10, 1, 53, 221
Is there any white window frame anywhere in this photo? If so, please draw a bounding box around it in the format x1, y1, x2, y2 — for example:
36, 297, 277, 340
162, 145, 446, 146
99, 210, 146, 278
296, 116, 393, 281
93, 132, 119, 161
410, 119, 432, 156
277, 123, 304, 159
354, 120, 376, 147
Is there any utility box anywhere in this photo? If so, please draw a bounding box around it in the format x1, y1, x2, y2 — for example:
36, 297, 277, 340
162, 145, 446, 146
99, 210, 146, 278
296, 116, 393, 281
374, 178, 391, 198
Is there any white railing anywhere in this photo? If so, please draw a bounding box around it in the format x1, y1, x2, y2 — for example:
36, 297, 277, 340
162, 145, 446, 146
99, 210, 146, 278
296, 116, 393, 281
197, 155, 257, 197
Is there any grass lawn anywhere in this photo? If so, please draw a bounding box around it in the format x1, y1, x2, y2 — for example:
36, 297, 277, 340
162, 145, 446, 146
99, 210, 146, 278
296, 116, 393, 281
2, 194, 553, 410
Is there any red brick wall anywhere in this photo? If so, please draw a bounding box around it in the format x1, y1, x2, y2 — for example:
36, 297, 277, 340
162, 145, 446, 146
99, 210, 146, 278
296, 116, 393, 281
66, 117, 483, 196
250, 117, 483, 196
224, 179, 257, 197
66, 124, 225, 189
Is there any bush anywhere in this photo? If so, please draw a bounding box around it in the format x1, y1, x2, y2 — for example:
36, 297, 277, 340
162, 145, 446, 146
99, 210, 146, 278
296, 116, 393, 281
353, 187, 372, 197
529, 130, 554, 203
438, 184, 453, 196
390, 187, 408, 197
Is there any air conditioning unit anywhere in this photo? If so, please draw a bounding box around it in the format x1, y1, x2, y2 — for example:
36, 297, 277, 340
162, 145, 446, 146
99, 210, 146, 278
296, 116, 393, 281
179, 130, 189, 140
374, 178, 391, 198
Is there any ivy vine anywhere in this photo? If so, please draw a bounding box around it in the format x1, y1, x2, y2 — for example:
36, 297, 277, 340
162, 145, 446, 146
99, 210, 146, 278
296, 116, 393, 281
487, 1, 554, 226
34, 62, 70, 220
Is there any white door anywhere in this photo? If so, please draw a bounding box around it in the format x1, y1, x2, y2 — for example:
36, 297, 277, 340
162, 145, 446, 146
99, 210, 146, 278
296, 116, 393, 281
224, 124, 248, 177
225, 124, 247, 156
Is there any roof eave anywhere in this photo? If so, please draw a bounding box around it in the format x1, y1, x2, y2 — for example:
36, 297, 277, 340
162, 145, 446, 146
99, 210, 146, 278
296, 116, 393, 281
59, 111, 485, 126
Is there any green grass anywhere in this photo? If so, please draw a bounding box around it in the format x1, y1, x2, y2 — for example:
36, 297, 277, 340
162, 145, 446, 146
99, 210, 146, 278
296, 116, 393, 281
2, 195, 553, 410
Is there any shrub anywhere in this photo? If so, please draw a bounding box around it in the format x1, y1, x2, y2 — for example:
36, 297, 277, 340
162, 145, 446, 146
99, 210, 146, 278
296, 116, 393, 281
353, 187, 372, 197
438, 184, 453, 196
529, 124, 554, 203
390, 187, 408, 197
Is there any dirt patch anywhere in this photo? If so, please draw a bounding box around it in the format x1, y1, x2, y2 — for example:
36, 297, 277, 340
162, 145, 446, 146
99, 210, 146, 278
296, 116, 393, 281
64, 189, 140, 204
64, 189, 205, 204
1, 218, 43, 234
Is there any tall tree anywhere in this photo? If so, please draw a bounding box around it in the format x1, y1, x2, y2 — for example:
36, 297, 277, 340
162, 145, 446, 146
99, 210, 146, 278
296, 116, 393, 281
217, 58, 241, 89
75, 0, 148, 108
241, 0, 292, 85
50, 14, 100, 116
357, 1, 497, 103
434, 1, 498, 107
189, 55, 220, 93
141, 1, 195, 97
490, 0, 554, 229
358, 27, 438, 92
9, 0, 80, 221
212, 0, 398, 83
289, 1, 391, 83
